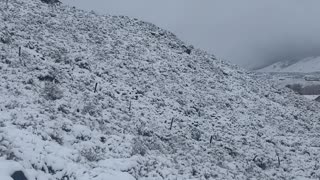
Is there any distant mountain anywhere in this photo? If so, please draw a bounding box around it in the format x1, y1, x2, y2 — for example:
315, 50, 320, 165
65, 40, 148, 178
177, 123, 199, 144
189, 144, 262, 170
1, 0, 320, 180
258, 56, 320, 73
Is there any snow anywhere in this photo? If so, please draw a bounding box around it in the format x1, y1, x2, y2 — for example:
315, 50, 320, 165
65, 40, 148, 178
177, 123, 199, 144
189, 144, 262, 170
1, 0, 320, 179
303, 95, 319, 100
258, 56, 320, 73
0, 160, 27, 180
85, 171, 135, 180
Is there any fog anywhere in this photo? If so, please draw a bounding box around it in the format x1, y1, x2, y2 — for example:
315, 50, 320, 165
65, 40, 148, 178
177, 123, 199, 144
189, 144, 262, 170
63, 0, 320, 69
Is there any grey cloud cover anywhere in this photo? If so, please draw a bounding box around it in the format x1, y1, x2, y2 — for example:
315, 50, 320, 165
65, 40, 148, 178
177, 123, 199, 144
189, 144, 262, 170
63, 0, 320, 69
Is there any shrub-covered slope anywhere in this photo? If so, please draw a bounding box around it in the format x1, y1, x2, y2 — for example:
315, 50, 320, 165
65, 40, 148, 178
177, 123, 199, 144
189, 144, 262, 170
1, 0, 320, 179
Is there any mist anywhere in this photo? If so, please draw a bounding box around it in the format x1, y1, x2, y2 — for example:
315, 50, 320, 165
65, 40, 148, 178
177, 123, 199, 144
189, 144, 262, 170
62, 0, 320, 69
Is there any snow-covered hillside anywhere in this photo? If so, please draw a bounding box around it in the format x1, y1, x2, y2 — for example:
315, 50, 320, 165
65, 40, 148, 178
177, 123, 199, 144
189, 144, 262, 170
258, 56, 320, 73
1, 0, 320, 179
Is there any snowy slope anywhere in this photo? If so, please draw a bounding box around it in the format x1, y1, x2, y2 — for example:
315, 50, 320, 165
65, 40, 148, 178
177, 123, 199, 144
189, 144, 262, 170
1, 0, 320, 179
258, 56, 320, 73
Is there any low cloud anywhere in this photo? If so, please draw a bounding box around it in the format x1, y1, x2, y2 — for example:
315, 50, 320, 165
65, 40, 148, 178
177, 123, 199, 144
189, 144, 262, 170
63, 0, 320, 69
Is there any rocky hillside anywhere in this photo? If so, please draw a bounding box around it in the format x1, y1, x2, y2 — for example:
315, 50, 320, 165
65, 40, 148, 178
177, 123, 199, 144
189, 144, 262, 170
1, 0, 320, 179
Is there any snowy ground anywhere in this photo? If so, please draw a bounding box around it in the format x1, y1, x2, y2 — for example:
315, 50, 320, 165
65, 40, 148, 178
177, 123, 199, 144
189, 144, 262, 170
0, 160, 28, 180
1, 0, 320, 179
252, 72, 320, 97
258, 56, 320, 73
303, 95, 319, 100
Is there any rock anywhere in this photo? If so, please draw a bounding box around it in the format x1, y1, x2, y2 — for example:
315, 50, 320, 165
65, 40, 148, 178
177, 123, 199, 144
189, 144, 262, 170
11, 171, 28, 180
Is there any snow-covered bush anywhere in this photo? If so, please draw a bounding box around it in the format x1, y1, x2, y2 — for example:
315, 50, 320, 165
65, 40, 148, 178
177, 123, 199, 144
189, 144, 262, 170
49, 132, 63, 145
80, 145, 106, 162
190, 128, 202, 141
4, 100, 19, 110
0, 28, 12, 45
42, 82, 63, 101
253, 155, 274, 170
131, 137, 148, 156
0, 134, 7, 157
48, 48, 70, 64
57, 104, 70, 114
81, 96, 102, 117
81, 102, 101, 117
0, 133, 16, 160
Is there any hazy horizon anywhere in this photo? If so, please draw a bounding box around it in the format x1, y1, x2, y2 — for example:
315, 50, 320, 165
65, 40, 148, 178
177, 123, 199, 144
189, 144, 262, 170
62, 0, 320, 69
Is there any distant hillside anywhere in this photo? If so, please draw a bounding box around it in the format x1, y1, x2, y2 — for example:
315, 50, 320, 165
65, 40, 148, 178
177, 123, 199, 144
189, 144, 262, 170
258, 56, 320, 73
1, 0, 320, 180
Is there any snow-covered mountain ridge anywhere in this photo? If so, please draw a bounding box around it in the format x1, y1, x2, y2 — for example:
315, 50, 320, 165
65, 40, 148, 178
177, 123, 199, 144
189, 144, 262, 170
258, 56, 320, 73
1, 0, 320, 179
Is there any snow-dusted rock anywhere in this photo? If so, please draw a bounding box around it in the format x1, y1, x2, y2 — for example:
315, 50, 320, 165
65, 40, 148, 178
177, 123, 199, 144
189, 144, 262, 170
0, 160, 28, 180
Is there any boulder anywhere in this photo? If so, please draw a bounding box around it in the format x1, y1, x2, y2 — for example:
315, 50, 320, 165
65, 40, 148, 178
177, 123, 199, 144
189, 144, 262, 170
11, 171, 28, 180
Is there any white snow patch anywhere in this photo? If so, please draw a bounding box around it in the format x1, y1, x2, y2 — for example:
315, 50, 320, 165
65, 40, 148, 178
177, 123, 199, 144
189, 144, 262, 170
0, 160, 27, 180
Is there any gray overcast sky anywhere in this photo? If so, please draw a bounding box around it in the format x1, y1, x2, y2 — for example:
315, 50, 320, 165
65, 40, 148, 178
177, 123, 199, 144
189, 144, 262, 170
63, 0, 320, 69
